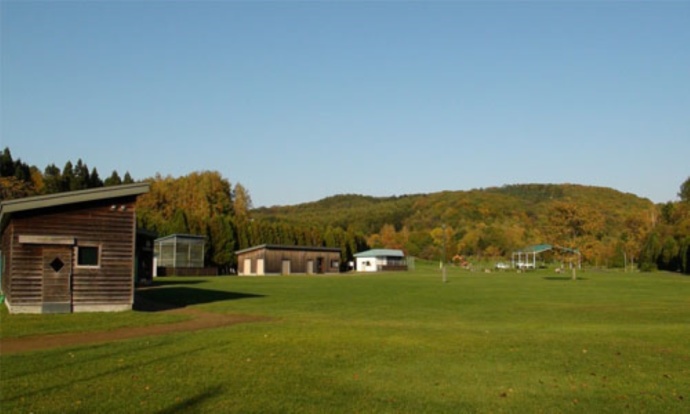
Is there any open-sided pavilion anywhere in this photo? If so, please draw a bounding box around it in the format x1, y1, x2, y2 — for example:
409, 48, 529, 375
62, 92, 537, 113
511, 244, 581, 270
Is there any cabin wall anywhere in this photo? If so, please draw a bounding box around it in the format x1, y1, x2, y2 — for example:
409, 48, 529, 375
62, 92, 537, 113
4, 197, 138, 313
237, 247, 340, 275
264, 249, 340, 274
236, 249, 264, 275
356, 256, 408, 272
1, 222, 15, 304
356, 257, 379, 272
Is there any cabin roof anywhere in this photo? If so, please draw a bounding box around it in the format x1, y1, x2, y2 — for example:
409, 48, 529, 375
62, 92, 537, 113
0, 183, 150, 230
154, 234, 207, 243
353, 249, 405, 258
514, 244, 580, 254
236, 244, 341, 255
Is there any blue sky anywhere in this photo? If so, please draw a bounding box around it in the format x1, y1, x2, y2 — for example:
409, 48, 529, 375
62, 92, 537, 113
2, 1, 688, 207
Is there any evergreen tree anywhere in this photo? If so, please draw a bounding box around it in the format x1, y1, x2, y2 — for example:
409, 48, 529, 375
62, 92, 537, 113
13, 159, 32, 182
679, 176, 690, 203
89, 167, 104, 188
123, 172, 134, 184
207, 215, 236, 272
61, 161, 74, 192
43, 164, 62, 194
104, 170, 123, 186
0, 148, 14, 177
71, 159, 90, 191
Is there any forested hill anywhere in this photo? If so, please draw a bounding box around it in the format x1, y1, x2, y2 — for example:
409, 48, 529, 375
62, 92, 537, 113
254, 184, 661, 267
253, 184, 653, 235
254, 193, 420, 234
2, 143, 687, 272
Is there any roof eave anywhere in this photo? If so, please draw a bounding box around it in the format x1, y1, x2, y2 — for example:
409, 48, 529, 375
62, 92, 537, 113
0, 183, 150, 230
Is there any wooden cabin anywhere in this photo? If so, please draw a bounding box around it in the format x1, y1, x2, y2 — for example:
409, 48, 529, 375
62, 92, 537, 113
0, 183, 149, 314
236, 244, 341, 276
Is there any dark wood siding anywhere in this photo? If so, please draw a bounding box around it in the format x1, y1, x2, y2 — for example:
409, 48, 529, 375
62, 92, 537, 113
1, 225, 9, 300
237, 245, 340, 275
6, 197, 138, 309
263, 248, 340, 274
5, 224, 44, 305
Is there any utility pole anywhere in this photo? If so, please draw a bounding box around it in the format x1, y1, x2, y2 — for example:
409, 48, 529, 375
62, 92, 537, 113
442, 223, 447, 283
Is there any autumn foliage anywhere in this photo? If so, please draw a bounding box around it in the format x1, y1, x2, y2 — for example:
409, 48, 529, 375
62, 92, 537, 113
1, 147, 688, 274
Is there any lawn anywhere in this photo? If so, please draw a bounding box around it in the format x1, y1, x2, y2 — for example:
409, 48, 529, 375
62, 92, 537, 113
1, 263, 689, 413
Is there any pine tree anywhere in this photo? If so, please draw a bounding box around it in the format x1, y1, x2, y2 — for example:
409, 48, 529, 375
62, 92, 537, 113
61, 161, 74, 192
0, 148, 14, 177
679, 177, 690, 203
104, 170, 122, 186
43, 164, 62, 194
71, 159, 90, 191
89, 167, 103, 188
13, 159, 31, 182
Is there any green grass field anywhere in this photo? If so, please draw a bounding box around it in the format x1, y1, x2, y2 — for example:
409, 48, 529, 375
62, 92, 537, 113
1, 263, 689, 413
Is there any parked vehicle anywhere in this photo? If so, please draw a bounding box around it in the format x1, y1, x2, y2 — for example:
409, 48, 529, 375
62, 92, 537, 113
516, 262, 535, 270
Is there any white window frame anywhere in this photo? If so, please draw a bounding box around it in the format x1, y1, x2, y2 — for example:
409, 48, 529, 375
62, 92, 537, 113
75, 244, 102, 269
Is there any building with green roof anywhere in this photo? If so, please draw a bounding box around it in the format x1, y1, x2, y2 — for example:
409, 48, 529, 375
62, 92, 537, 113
353, 249, 407, 272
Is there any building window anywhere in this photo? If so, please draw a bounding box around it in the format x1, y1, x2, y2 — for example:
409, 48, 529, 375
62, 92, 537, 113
77, 245, 100, 267
331, 260, 339, 268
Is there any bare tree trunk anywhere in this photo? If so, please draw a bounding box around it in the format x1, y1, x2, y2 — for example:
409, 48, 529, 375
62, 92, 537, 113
624, 251, 627, 273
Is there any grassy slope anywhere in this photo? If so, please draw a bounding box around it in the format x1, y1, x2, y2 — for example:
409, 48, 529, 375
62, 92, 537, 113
1, 265, 688, 413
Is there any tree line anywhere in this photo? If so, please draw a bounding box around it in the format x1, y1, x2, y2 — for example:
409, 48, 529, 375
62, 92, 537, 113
0, 147, 368, 273
2, 147, 688, 274
0, 147, 134, 199
134, 171, 368, 273
256, 182, 690, 274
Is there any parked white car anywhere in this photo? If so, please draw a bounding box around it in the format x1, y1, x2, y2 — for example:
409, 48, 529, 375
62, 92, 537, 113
516, 262, 535, 270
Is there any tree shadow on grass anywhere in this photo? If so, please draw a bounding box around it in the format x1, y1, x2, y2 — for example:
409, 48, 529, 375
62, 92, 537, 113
156, 385, 224, 414
134, 287, 265, 312
543, 276, 589, 281
149, 279, 207, 287
4, 345, 209, 404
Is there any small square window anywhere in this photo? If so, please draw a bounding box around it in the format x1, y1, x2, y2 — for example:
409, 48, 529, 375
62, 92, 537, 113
77, 246, 100, 267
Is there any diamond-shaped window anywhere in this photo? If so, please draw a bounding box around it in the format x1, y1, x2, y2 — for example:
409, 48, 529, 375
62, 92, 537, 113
50, 257, 65, 273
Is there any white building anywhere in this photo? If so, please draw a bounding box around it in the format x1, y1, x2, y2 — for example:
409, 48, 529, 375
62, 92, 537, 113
354, 249, 407, 272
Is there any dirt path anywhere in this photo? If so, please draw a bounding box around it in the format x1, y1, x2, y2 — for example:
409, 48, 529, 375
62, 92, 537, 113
0, 303, 271, 355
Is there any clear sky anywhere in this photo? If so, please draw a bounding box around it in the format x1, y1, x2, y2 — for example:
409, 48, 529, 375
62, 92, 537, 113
1, 1, 688, 207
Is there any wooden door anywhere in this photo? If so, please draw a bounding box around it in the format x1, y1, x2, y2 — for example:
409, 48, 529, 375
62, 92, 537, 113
281, 260, 291, 275
42, 247, 72, 313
